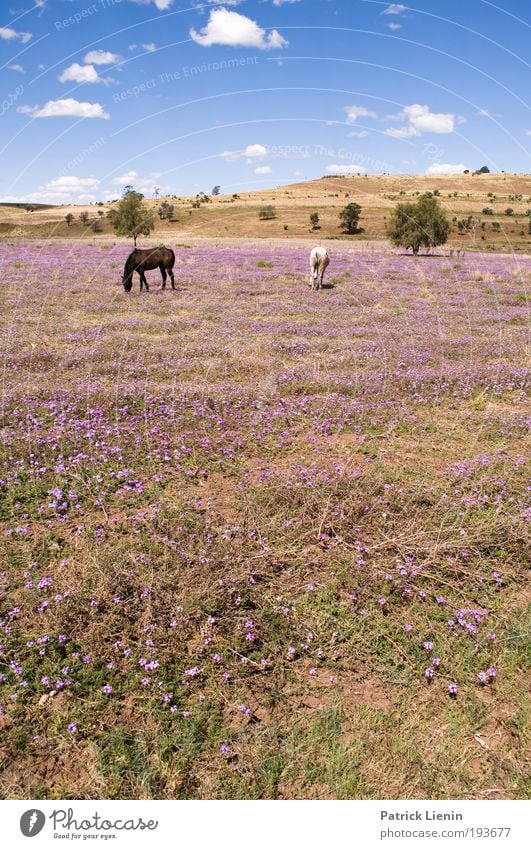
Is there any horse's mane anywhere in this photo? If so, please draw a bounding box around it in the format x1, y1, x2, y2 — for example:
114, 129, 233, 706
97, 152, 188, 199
124, 250, 138, 277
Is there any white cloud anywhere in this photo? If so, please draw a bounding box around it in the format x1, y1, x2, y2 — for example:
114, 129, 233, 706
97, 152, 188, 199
326, 164, 365, 174
1, 174, 102, 204
0, 26, 31, 43
345, 105, 377, 123
8, 64, 24, 73
386, 104, 457, 138
426, 163, 467, 175
45, 176, 100, 193
111, 170, 140, 185
348, 130, 369, 138
134, 0, 172, 8
18, 98, 110, 119
388, 22, 402, 30
190, 8, 288, 49
221, 143, 268, 162
245, 143, 268, 160
385, 126, 417, 139
272, 0, 302, 4
128, 42, 157, 53
526, 130, 531, 136
84, 50, 121, 65
110, 170, 162, 193
59, 63, 102, 84
381, 4, 407, 14
255, 165, 272, 174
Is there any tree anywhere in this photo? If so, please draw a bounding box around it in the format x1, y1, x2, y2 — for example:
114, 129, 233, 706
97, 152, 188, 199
475, 165, 490, 174
387, 194, 450, 255
504, 208, 514, 216
65, 213, 74, 227
79, 211, 89, 225
212, 185, 221, 196
310, 212, 320, 230
339, 203, 362, 234
107, 188, 155, 246
482, 207, 494, 215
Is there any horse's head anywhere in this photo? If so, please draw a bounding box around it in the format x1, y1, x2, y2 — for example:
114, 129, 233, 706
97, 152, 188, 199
123, 274, 133, 292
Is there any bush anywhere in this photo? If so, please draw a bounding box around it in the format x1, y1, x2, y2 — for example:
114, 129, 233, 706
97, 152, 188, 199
504, 208, 514, 216
310, 212, 320, 230
258, 205, 276, 220
482, 208, 494, 215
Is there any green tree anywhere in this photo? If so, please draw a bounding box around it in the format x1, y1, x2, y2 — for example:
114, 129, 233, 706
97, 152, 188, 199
310, 212, 320, 230
339, 202, 362, 234
107, 188, 155, 246
79, 210, 89, 225
65, 213, 74, 227
504, 208, 514, 216
212, 185, 221, 196
387, 194, 450, 255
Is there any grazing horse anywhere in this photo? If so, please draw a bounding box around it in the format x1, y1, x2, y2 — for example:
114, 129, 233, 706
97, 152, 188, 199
122, 247, 176, 292
309, 246, 330, 290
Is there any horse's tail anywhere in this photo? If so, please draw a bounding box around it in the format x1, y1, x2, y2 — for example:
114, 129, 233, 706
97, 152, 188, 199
168, 248, 175, 269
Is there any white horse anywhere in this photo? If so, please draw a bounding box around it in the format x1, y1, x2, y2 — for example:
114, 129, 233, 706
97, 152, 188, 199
309, 246, 330, 290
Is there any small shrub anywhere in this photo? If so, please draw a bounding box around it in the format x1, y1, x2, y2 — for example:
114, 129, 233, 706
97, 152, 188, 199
258, 205, 276, 220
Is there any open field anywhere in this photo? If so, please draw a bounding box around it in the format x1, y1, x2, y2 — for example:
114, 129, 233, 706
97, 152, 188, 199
0, 240, 529, 800
2, 173, 531, 252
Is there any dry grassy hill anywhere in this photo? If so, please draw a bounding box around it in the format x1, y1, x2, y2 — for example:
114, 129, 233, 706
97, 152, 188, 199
2, 172, 530, 251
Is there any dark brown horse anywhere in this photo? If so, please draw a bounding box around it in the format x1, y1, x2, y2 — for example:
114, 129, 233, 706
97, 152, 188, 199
122, 247, 175, 292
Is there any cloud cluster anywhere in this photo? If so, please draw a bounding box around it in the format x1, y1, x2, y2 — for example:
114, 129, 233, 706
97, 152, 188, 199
221, 143, 268, 162
425, 163, 467, 175
191, 8, 287, 49
18, 99, 109, 119
0, 26, 31, 44
386, 104, 458, 138
381, 4, 407, 14
58, 51, 120, 86
345, 105, 377, 123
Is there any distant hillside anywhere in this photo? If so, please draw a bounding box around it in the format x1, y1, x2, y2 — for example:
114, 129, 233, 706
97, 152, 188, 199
1, 173, 530, 251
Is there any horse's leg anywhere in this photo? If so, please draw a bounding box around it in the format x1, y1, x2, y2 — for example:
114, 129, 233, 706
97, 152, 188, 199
169, 267, 175, 290
160, 264, 167, 290
141, 271, 149, 291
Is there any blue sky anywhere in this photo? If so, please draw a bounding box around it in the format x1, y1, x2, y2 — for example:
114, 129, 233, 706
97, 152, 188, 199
0, 0, 529, 202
